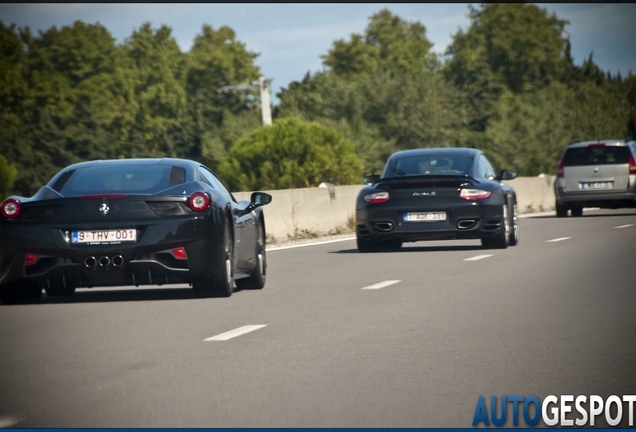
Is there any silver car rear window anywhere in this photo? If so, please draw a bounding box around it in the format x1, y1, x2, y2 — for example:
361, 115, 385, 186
563, 146, 630, 166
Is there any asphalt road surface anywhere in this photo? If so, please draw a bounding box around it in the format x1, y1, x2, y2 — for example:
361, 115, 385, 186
1, 209, 635, 428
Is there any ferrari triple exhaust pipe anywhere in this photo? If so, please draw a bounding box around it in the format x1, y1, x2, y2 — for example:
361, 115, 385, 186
84, 256, 96, 269
84, 255, 125, 268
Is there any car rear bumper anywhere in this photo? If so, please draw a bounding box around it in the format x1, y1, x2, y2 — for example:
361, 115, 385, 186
555, 187, 636, 208
0, 211, 226, 288
356, 200, 506, 242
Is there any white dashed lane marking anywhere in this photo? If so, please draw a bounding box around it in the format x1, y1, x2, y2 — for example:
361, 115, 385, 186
614, 224, 633, 229
546, 237, 571, 242
204, 325, 267, 341
361, 280, 401, 290
464, 254, 493, 261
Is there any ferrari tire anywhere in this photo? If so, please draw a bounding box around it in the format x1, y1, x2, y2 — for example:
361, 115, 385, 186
481, 204, 509, 249
0, 281, 42, 305
192, 220, 234, 297
235, 221, 266, 290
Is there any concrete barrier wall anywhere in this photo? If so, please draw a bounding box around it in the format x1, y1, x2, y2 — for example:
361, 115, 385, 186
235, 176, 556, 242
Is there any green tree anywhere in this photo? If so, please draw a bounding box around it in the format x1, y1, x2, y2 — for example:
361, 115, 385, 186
323, 8, 437, 77
217, 117, 362, 191
0, 154, 18, 199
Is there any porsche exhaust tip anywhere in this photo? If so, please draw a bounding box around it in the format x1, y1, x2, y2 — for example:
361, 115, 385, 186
457, 219, 477, 230
374, 222, 394, 232
111, 255, 125, 267
98, 256, 111, 267
84, 256, 97, 269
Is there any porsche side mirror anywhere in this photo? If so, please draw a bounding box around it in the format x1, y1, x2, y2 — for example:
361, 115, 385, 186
498, 170, 517, 181
363, 174, 380, 185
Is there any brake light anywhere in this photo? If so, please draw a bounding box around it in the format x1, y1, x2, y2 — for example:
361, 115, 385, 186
170, 247, 187, 260
629, 153, 636, 174
459, 189, 492, 200
1, 198, 21, 219
189, 192, 210, 212
363, 191, 390, 204
557, 154, 565, 178
25, 253, 39, 266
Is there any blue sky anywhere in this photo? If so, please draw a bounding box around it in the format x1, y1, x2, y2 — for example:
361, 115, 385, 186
2, 3, 635, 104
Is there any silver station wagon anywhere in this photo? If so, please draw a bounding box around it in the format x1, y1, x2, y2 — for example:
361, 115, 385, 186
554, 138, 636, 217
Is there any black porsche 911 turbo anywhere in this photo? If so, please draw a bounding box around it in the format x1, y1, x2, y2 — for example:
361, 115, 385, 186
355, 148, 519, 252
0, 158, 272, 304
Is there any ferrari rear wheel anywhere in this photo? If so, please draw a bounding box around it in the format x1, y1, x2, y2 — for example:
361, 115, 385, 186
481, 204, 509, 249
192, 220, 234, 297
0, 281, 42, 305
235, 221, 266, 290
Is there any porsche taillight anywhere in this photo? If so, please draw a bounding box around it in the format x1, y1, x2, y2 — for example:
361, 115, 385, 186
459, 189, 492, 200
1, 198, 21, 219
363, 191, 390, 204
189, 192, 211, 212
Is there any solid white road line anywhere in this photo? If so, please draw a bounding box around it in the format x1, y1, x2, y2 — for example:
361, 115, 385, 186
614, 224, 633, 229
361, 280, 401, 290
463, 254, 493, 261
546, 237, 571, 242
268, 236, 355, 251
204, 325, 267, 341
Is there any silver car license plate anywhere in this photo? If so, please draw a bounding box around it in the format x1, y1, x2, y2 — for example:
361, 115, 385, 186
580, 182, 613, 190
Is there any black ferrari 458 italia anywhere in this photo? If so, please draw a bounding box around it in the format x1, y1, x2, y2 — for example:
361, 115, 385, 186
0, 158, 272, 304
356, 148, 519, 252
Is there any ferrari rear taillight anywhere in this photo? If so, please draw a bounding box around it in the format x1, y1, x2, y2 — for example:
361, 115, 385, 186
629, 153, 636, 174
1, 198, 21, 219
556, 154, 565, 178
171, 247, 187, 260
459, 189, 492, 200
363, 191, 390, 204
24, 253, 39, 266
189, 192, 211, 212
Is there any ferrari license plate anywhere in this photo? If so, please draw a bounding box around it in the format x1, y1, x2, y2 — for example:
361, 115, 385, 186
580, 182, 612, 190
71, 229, 137, 244
403, 212, 447, 222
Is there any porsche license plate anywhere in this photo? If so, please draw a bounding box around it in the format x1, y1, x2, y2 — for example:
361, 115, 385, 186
403, 212, 447, 222
71, 229, 137, 244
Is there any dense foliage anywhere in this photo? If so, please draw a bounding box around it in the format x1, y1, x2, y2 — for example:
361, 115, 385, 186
1, 4, 635, 198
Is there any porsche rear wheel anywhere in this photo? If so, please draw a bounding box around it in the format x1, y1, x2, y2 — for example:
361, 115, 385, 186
481, 204, 509, 249
357, 236, 382, 253
235, 221, 266, 290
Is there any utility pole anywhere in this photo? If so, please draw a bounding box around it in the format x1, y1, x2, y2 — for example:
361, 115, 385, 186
217, 76, 273, 126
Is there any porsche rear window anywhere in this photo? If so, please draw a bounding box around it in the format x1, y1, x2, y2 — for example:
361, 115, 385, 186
563, 146, 631, 166
392, 156, 472, 176
53, 165, 186, 196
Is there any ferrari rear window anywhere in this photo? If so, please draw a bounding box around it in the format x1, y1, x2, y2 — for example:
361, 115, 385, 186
563, 146, 631, 166
54, 165, 185, 196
